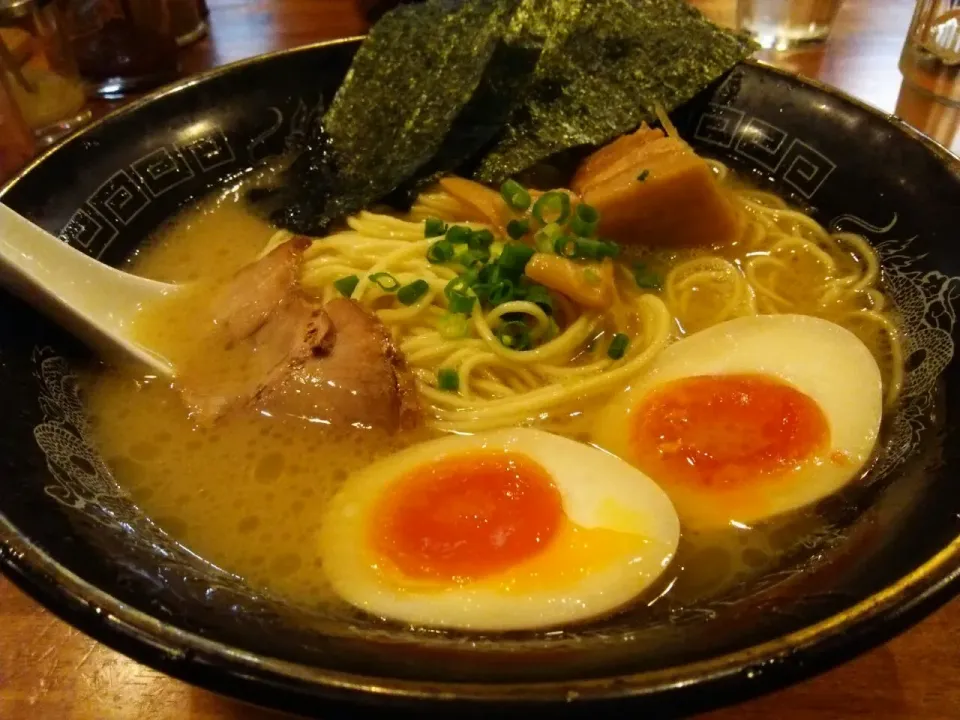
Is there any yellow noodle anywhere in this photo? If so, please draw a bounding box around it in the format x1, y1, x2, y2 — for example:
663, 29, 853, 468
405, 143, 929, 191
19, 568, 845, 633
282, 161, 904, 431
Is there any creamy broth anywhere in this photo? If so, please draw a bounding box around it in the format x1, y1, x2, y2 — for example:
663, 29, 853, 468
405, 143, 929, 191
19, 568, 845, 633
82, 182, 857, 617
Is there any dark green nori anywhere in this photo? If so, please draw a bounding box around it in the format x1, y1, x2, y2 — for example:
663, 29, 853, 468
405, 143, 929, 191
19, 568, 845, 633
271, 0, 519, 234
474, 0, 756, 183
264, 0, 755, 233
388, 35, 541, 206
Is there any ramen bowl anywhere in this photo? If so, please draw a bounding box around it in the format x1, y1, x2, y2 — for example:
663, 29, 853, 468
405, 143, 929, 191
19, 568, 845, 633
1, 39, 959, 719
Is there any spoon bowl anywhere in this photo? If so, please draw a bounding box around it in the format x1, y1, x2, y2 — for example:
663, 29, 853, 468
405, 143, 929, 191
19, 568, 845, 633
0, 202, 175, 375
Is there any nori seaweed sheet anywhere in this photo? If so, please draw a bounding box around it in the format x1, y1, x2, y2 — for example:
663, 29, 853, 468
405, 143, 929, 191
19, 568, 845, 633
388, 33, 541, 205
473, 0, 756, 183
264, 0, 756, 232
267, 0, 519, 234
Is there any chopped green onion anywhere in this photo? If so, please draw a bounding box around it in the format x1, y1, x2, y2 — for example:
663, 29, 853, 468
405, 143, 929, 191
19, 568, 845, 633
369, 272, 400, 292
608, 333, 630, 360
444, 276, 476, 315
570, 203, 600, 237
498, 242, 535, 276
583, 267, 601, 285
437, 368, 460, 392
449, 293, 476, 314
488, 280, 515, 306
575, 237, 620, 260
426, 239, 455, 263
633, 263, 663, 290
507, 218, 530, 240
575, 203, 599, 224
333, 274, 360, 297
534, 222, 563, 253
425, 217, 447, 238
532, 191, 571, 225
500, 179, 532, 211
446, 225, 473, 245
468, 229, 495, 250
457, 248, 490, 268
637, 169, 650, 182
554, 235, 578, 258
477, 262, 502, 287
599, 239, 621, 258
496, 320, 532, 350
437, 311, 470, 339
397, 279, 430, 306
523, 283, 553, 313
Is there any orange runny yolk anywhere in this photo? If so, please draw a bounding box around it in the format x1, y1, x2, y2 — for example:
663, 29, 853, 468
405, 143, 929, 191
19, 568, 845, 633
370, 451, 563, 582
629, 374, 829, 488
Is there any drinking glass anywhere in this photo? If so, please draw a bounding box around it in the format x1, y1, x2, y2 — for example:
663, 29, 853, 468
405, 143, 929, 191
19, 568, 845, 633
736, 0, 844, 50
0, 0, 92, 147
899, 0, 960, 107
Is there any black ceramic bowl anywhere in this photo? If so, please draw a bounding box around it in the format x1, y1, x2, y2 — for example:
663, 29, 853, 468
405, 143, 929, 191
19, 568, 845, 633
2, 38, 960, 719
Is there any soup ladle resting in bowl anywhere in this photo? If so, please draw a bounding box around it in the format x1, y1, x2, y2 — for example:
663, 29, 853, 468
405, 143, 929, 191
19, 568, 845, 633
0, 202, 175, 375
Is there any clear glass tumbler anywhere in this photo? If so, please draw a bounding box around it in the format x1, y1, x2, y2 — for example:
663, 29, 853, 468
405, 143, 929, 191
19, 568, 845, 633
899, 0, 960, 107
0, 0, 92, 147
736, 0, 844, 50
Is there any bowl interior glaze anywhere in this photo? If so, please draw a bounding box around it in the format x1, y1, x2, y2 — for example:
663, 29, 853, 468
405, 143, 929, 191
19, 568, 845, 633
1, 39, 959, 717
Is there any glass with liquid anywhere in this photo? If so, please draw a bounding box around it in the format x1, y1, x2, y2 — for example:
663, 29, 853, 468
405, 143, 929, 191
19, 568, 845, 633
0, 67, 35, 179
737, 0, 844, 50
899, 0, 960, 107
0, 0, 91, 146
61, 0, 183, 98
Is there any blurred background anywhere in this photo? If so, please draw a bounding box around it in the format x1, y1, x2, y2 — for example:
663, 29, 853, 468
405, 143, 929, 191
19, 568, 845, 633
1, 0, 957, 182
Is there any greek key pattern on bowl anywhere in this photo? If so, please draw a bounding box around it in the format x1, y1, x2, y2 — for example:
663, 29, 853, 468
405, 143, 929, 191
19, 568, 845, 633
694, 102, 837, 200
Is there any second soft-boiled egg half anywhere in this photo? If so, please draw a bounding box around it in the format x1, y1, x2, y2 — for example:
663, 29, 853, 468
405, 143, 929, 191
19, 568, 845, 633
319, 428, 680, 631
594, 314, 883, 530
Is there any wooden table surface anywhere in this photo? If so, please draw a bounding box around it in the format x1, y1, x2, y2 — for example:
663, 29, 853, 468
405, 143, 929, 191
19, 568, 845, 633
2, 0, 959, 718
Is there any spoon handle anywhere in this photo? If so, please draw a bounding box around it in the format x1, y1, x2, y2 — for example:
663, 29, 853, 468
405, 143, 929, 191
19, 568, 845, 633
0, 202, 174, 374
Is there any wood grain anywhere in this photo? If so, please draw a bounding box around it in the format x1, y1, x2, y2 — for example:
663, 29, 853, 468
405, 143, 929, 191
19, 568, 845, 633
1, 0, 958, 718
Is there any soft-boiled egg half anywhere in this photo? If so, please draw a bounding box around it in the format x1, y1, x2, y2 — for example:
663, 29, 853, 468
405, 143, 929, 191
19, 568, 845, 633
594, 314, 883, 530
319, 428, 680, 631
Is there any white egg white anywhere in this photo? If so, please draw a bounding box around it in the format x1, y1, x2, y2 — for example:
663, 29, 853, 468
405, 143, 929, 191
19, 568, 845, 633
318, 428, 680, 631
593, 314, 884, 529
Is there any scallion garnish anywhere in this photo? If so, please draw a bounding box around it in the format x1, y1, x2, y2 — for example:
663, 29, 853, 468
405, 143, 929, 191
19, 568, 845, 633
534, 222, 563, 253
369, 272, 400, 292
498, 242, 535, 277
500, 179, 532, 212
449, 292, 477, 314
437, 311, 470, 339
523, 283, 553, 313
496, 320, 532, 350
446, 225, 473, 245
569, 203, 600, 237
532, 191, 571, 225
444, 276, 477, 315
507, 218, 530, 240
554, 235, 578, 258
608, 333, 630, 360
397, 279, 430, 305
468, 228, 495, 250
633, 263, 662, 290
437, 368, 460, 392
333, 274, 360, 297
426, 239, 455, 263
575, 237, 620, 260
637, 169, 650, 182
425, 217, 447, 238
457, 247, 490, 268
488, 279, 515, 306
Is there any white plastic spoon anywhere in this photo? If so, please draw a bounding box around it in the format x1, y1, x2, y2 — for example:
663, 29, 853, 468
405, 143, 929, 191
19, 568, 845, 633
0, 202, 176, 376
